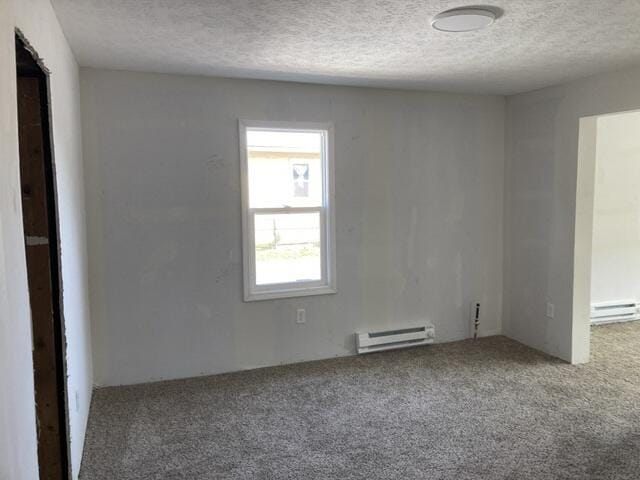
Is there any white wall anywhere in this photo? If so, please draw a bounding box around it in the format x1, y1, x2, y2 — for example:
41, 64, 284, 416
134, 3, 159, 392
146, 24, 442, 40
504, 66, 640, 364
0, 1, 93, 478
0, 4, 38, 477
80, 68, 505, 386
591, 111, 640, 304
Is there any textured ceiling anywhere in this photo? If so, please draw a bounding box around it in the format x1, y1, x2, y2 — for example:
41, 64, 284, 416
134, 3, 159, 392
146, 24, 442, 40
51, 0, 640, 95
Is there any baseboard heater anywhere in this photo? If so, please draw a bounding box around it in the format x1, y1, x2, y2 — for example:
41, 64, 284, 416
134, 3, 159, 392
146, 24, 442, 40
590, 300, 640, 325
356, 323, 435, 354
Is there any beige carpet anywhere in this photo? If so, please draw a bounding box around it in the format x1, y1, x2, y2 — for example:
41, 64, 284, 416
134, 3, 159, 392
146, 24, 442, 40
80, 323, 640, 479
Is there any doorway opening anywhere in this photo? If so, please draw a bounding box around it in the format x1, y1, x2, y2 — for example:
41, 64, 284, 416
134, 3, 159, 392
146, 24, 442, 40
16, 33, 70, 480
574, 108, 640, 363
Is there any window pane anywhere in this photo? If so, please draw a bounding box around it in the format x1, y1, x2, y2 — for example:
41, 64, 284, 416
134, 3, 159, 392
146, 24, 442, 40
254, 212, 321, 285
247, 130, 323, 208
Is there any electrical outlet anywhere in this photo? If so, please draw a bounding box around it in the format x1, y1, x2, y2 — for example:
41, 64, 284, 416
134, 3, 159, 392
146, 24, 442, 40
546, 303, 555, 319
296, 308, 306, 324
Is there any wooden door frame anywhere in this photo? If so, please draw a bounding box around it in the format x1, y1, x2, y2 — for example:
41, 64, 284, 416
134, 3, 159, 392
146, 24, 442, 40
16, 31, 71, 480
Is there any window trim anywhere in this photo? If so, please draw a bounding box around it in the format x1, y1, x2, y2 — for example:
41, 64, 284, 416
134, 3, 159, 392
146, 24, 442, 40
239, 120, 337, 301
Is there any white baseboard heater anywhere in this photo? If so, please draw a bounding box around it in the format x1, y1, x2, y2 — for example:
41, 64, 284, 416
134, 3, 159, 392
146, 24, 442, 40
356, 323, 435, 354
590, 300, 640, 324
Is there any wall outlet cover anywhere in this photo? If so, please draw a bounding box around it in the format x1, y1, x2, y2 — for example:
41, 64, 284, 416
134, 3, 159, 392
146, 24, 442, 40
546, 303, 555, 319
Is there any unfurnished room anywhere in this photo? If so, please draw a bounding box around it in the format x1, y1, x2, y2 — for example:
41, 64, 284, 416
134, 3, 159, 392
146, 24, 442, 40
2, 1, 640, 479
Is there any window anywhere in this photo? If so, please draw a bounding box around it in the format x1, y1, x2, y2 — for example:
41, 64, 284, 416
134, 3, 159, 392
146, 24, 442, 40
292, 163, 309, 197
239, 121, 336, 301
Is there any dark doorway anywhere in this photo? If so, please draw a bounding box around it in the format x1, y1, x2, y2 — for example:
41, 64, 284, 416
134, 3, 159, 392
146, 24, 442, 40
16, 34, 70, 480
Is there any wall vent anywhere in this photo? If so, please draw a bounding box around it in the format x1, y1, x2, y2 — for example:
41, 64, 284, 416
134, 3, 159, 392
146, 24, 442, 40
356, 323, 434, 354
590, 300, 640, 324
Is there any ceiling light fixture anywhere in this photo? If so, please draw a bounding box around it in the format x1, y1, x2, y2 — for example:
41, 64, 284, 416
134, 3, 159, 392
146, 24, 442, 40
431, 7, 497, 32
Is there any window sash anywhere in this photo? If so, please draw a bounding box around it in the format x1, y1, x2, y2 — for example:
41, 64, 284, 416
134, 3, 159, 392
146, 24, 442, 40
240, 120, 336, 301
248, 206, 327, 293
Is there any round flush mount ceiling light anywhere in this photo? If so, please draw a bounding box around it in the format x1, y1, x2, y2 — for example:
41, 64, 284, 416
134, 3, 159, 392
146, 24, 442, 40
431, 7, 497, 32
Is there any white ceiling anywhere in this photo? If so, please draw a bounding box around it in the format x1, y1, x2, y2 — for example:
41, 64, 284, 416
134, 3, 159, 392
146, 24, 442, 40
51, 0, 640, 95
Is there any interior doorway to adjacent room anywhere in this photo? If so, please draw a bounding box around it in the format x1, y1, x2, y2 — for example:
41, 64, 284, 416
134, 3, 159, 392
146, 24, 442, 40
16, 33, 70, 480
574, 109, 640, 360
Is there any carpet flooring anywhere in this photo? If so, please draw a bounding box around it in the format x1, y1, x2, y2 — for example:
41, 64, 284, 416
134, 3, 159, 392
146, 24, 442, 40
79, 323, 640, 479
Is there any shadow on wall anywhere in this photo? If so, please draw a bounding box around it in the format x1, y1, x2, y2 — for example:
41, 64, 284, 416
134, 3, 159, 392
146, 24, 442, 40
505, 96, 558, 348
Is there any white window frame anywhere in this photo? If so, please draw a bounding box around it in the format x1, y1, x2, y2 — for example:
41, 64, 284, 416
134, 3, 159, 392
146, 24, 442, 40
239, 120, 336, 301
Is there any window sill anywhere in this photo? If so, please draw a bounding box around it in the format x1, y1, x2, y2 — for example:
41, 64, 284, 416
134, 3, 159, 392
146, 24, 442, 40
244, 285, 336, 302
